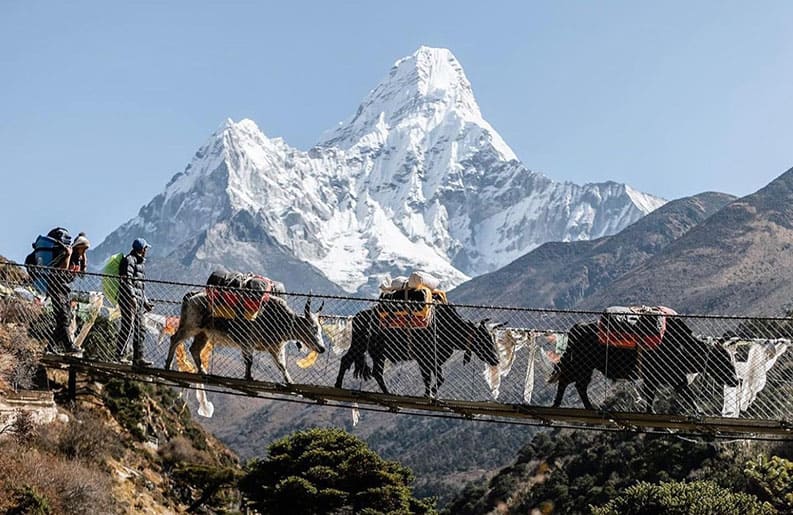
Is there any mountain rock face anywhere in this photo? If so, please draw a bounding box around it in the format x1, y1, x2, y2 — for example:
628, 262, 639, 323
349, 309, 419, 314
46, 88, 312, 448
94, 46, 663, 294
578, 167, 793, 315
450, 192, 735, 309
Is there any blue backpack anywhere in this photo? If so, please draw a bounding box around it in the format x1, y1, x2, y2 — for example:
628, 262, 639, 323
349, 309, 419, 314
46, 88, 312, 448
24, 228, 72, 295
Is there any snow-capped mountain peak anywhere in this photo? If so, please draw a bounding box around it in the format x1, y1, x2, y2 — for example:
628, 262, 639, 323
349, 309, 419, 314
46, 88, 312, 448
319, 46, 516, 162
164, 117, 295, 211
95, 47, 665, 295
389, 45, 480, 116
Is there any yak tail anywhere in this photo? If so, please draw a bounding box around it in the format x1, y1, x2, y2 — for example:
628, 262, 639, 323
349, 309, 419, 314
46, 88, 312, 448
352, 351, 372, 381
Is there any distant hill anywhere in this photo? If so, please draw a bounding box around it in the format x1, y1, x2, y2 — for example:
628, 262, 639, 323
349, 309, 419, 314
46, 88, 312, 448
449, 191, 735, 309
580, 166, 793, 315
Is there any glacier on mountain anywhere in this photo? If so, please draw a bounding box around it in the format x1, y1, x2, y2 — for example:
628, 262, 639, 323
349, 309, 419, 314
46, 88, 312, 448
94, 46, 665, 294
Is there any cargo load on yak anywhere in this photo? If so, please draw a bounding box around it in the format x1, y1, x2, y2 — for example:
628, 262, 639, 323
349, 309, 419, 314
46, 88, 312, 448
377, 271, 447, 329
596, 305, 677, 350
205, 268, 285, 320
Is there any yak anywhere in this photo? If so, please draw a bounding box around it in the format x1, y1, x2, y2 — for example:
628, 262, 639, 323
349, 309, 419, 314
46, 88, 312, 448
164, 292, 325, 383
335, 303, 500, 397
550, 316, 738, 413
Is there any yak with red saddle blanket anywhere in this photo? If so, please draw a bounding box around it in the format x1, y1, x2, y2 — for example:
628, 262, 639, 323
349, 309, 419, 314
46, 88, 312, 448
206, 268, 285, 320
550, 307, 738, 413
597, 305, 677, 350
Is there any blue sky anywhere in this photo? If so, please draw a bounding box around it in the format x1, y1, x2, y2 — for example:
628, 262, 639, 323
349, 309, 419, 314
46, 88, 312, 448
1, 1, 792, 263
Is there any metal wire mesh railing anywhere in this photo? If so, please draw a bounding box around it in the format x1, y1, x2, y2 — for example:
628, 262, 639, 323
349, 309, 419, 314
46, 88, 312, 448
2, 261, 793, 429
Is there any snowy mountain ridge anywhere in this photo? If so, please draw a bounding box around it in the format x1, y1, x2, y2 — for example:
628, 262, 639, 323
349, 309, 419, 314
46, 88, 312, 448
95, 46, 665, 294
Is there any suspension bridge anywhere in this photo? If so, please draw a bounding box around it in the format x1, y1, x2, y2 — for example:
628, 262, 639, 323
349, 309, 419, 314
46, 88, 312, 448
3, 262, 793, 439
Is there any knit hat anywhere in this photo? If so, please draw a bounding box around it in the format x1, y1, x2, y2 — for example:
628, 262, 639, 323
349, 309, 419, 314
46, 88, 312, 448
73, 233, 91, 248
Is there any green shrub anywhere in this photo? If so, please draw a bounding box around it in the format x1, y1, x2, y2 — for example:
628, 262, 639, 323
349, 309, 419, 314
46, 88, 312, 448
239, 427, 436, 514
746, 454, 793, 512
7, 486, 50, 515
102, 379, 146, 440
591, 480, 774, 514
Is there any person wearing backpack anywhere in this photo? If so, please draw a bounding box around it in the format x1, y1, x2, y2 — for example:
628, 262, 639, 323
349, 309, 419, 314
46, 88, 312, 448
25, 227, 82, 355
115, 238, 154, 367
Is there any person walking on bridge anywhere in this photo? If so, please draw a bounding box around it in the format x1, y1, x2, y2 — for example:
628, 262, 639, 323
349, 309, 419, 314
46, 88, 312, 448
115, 238, 154, 368
33, 227, 83, 356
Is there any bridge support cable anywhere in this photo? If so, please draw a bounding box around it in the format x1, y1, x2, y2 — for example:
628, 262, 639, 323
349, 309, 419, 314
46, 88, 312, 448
2, 261, 793, 438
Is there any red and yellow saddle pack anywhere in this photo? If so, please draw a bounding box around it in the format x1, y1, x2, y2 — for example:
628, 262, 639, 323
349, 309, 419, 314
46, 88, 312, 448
206, 269, 277, 320
596, 305, 677, 350
377, 286, 448, 329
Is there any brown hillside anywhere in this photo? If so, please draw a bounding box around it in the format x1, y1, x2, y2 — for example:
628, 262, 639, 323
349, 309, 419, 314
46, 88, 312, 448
579, 166, 793, 315
450, 192, 735, 309
0, 323, 242, 513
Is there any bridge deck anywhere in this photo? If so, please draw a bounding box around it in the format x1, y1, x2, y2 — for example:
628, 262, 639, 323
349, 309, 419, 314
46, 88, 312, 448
41, 355, 793, 438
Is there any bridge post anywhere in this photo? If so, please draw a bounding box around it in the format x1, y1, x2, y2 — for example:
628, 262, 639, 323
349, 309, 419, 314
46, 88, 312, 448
68, 366, 76, 401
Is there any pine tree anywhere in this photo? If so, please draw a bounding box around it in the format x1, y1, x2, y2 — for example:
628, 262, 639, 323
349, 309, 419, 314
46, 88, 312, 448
239, 427, 436, 514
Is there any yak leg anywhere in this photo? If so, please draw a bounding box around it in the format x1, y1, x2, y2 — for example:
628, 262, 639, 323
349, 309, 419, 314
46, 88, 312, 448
435, 368, 445, 394
165, 326, 197, 371
640, 378, 659, 414
189, 333, 209, 374
575, 380, 595, 410
432, 350, 446, 396
569, 368, 594, 409
419, 364, 434, 398
335, 350, 355, 388
551, 366, 595, 409
272, 345, 292, 384
552, 379, 571, 408
671, 382, 697, 415
372, 354, 389, 395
